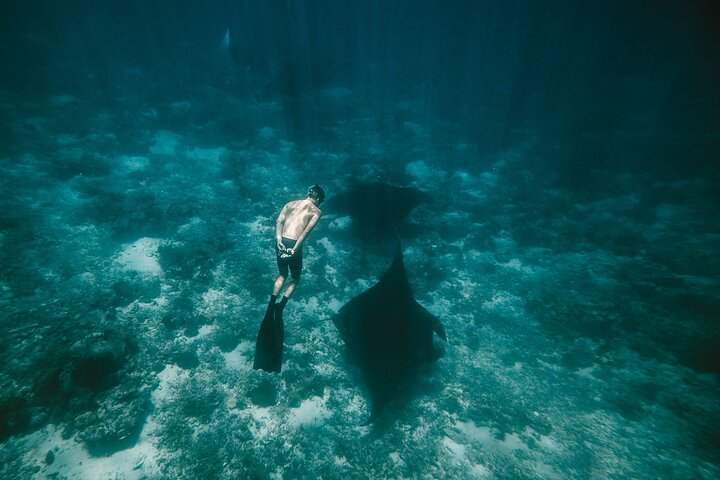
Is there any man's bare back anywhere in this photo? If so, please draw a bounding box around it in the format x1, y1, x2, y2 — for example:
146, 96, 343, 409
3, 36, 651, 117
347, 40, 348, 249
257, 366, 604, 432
278, 199, 322, 242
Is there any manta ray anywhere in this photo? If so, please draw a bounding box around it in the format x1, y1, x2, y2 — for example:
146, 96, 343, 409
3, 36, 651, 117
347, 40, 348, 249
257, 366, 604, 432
332, 242, 447, 420
324, 183, 430, 236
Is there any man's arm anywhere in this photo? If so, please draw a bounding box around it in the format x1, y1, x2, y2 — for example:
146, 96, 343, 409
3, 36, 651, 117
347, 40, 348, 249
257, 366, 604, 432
276, 204, 289, 248
290, 213, 320, 252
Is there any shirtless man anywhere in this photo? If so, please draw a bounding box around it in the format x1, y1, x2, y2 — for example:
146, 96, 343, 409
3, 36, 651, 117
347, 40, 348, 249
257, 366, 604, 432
269, 185, 325, 312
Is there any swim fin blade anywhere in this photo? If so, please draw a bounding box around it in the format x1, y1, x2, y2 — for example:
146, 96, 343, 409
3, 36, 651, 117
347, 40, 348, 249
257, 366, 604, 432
253, 302, 284, 373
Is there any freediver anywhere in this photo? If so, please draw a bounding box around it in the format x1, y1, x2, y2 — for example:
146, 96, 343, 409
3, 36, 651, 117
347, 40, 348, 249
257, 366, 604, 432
254, 184, 325, 372
269, 184, 325, 312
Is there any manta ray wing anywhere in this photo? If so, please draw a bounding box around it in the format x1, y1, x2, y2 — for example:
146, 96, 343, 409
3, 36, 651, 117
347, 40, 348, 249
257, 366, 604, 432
333, 243, 446, 419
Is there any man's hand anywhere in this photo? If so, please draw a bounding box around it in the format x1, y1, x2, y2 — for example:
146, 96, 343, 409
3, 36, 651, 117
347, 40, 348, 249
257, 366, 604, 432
277, 242, 294, 258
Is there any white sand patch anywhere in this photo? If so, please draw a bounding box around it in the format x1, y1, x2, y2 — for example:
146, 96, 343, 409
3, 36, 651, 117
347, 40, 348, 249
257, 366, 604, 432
24, 424, 161, 480
535, 433, 561, 452
149, 130, 182, 156
301, 296, 321, 317
328, 215, 352, 231
196, 324, 216, 338
576, 366, 599, 379
201, 288, 226, 306
482, 291, 523, 312
462, 188, 488, 200
312, 360, 341, 377
25, 365, 188, 480
440, 429, 495, 477
325, 264, 340, 287
454, 272, 480, 300
288, 393, 331, 427
496, 257, 535, 274
325, 297, 343, 314
339, 392, 366, 418
115, 237, 162, 276
317, 236, 337, 256
26, 425, 160, 480
455, 420, 526, 454
198, 287, 242, 317
179, 324, 216, 342
453, 170, 473, 183
442, 436, 467, 460
406, 160, 436, 181
246, 405, 282, 439
242, 216, 272, 236
152, 364, 188, 406
469, 464, 492, 479
223, 341, 254, 371
411, 420, 432, 444
389, 451, 404, 467
118, 155, 150, 172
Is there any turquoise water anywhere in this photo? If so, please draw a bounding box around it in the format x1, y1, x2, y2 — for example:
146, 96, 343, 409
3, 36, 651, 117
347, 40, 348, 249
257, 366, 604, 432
1, 1, 718, 478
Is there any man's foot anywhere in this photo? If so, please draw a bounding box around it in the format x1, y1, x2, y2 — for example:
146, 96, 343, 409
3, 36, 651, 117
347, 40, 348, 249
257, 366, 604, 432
275, 295, 289, 312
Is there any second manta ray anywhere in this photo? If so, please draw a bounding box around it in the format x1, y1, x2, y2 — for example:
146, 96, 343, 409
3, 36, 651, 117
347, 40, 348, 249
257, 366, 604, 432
333, 243, 447, 420
323, 182, 430, 236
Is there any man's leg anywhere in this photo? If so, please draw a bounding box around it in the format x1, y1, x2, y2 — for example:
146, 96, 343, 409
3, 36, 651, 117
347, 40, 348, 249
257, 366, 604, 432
282, 278, 298, 299
280, 253, 302, 301
272, 275, 286, 297
276, 270, 299, 312
274, 246, 290, 300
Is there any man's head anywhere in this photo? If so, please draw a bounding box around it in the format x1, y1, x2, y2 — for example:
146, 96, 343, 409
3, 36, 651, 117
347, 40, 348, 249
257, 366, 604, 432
307, 184, 325, 204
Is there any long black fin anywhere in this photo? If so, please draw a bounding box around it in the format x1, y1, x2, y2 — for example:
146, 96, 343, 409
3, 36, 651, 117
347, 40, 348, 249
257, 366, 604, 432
253, 303, 284, 373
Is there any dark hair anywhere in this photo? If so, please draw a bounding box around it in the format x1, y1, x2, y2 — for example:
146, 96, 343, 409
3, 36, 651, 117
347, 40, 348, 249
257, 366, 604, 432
308, 184, 325, 203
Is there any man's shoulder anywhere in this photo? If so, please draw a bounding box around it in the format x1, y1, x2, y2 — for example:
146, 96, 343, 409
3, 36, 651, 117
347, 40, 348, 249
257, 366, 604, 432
308, 203, 321, 216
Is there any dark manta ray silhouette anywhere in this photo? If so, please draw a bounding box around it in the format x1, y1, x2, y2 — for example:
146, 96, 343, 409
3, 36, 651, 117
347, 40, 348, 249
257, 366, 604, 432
333, 242, 447, 420
324, 183, 430, 234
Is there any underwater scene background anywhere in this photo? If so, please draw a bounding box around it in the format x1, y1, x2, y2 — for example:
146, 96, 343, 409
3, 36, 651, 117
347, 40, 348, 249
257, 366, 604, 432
1, 1, 719, 478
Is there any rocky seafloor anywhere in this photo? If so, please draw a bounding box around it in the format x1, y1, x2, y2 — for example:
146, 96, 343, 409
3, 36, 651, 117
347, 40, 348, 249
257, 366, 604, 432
1, 83, 719, 479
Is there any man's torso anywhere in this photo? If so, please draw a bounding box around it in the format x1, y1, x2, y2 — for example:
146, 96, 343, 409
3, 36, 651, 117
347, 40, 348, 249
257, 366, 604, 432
280, 200, 320, 240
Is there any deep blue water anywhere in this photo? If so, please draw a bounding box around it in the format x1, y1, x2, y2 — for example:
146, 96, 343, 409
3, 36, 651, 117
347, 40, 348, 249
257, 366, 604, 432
1, 1, 719, 478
